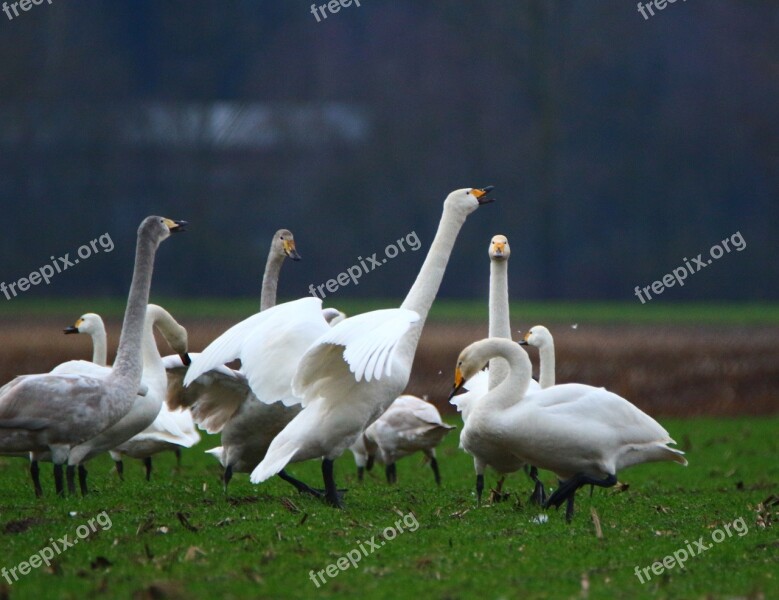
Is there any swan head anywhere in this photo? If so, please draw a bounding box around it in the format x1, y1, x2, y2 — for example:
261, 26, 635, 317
519, 325, 553, 349
63, 313, 104, 336
140, 216, 187, 245
273, 229, 301, 261
448, 343, 491, 400
489, 235, 510, 261
147, 304, 190, 363
444, 187, 494, 216
449, 337, 530, 400
322, 308, 347, 326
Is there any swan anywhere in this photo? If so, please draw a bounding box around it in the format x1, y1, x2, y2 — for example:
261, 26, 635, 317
244, 186, 494, 507
166, 229, 307, 491
19, 313, 110, 496
350, 395, 455, 485
0, 216, 185, 496
519, 325, 555, 388
451, 338, 688, 522
59, 304, 191, 495
449, 234, 543, 503
58, 309, 199, 487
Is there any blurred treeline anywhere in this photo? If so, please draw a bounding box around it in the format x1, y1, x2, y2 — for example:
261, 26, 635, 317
0, 1, 776, 303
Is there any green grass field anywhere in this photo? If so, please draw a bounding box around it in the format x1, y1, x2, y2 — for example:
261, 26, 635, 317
2, 298, 779, 325
1, 416, 776, 599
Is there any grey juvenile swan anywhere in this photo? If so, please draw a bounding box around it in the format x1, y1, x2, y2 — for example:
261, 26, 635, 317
0, 216, 185, 496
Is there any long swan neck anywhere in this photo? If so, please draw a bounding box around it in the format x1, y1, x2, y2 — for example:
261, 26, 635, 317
487, 259, 510, 389
477, 340, 532, 413
260, 250, 284, 311
539, 343, 556, 388
109, 233, 157, 387
90, 326, 108, 367
140, 313, 166, 387
400, 207, 465, 326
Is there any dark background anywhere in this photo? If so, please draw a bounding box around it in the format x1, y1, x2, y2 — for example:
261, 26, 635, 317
0, 1, 776, 303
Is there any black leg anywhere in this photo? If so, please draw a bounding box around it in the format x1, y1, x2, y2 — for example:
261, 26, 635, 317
175, 448, 182, 467
476, 474, 484, 505
115, 460, 124, 481
30, 460, 43, 498
385, 463, 397, 485
143, 457, 152, 481
528, 466, 546, 506
545, 473, 617, 521
54, 464, 64, 497
366, 455, 375, 472
278, 469, 323, 498
430, 457, 441, 486
357, 466, 364, 482
223, 465, 233, 492
66, 465, 76, 496
322, 459, 343, 508
565, 495, 575, 523
78, 465, 88, 496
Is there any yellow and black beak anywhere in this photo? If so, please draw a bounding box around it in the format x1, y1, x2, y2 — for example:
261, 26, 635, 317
518, 332, 531, 346
471, 186, 495, 205
283, 239, 301, 261
163, 218, 188, 233
492, 241, 506, 257
447, 367, 466, 400
64, 318, 82, 334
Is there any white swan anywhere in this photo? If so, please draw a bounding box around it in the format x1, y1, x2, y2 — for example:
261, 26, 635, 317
0, 216, 185, 496
350, 395, 455, 485
166, 229, 306, 491
519, 325, 555, 388
452, 338, 688, 522
246, 186, 493, 506
451, 235, 543, 424
449, 234, 543, 503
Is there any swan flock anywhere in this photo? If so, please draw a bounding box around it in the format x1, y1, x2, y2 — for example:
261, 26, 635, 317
0, 189, 686, 523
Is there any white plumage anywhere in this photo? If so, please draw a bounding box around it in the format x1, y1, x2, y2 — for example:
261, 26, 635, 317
456, 338, 687, 521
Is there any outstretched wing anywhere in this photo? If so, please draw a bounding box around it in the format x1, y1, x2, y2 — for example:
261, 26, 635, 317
183, 298, 329, 406
291, 308, 419, 406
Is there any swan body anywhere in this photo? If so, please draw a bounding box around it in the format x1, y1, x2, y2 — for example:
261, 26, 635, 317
351, 395, 455, 485
454, 338, 687, 520
250, 187, 493, 505
0, 217, 184, 495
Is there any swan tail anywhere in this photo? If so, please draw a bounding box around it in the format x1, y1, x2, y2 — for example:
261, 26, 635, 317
618, 441, 688, 470
664, 445, 688, 466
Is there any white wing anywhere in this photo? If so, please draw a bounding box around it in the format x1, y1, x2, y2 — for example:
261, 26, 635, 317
184, 298, 329, 406
292, 308, 419, 407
